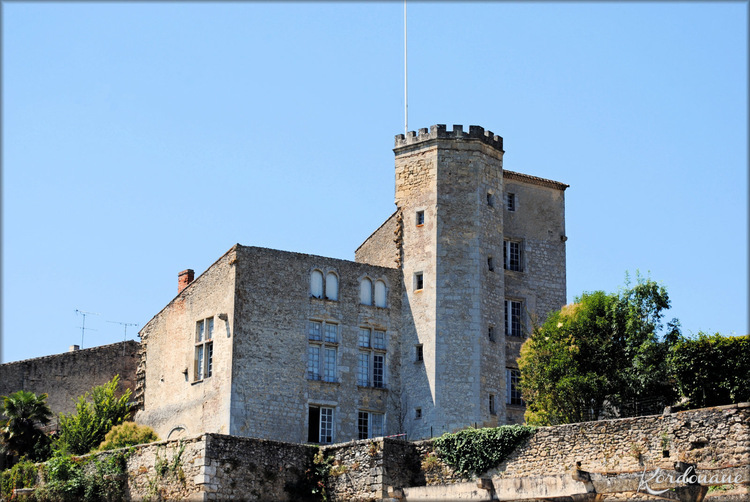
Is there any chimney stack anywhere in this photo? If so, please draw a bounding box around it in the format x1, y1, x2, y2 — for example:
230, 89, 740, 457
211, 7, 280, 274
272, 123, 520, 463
178, 269, 195, 294
69, 345, 79, 352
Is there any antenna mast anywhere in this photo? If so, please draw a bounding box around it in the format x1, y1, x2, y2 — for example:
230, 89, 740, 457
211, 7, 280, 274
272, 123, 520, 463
107, 320, 138, 342
75, 309, 99, 349
404, 0, 408, 134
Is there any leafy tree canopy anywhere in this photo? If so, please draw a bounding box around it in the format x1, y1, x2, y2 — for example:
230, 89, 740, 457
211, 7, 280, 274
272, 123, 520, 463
56, 375, 132, 455
519, 273, 679, 425
669, 332, 750, 408
0, 390, 52, 462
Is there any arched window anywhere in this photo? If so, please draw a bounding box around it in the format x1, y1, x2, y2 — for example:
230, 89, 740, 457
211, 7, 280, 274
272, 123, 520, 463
326, 272, 339, 301
310, 270, 324, 298
360, 278, 372, 305
374, 280, 387, 308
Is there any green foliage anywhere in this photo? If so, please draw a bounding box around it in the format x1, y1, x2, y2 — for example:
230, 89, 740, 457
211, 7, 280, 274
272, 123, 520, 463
284, 447, 330, 501
0, 390, 53, 463
56, 375, 132, 455
669, 333, 750, 408
519, 274, 679, 425
433, 425, 536, 477
97, 422, 158, 451
0, 459, 39, 499
35, 451, 129, 502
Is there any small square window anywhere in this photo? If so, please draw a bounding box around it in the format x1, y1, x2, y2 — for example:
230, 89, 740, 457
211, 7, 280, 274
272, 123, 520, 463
414, 272, 424, 291
416, 344, 424, 362
507, 193, 516, 212
487, 192, 495, 207
416, 210, 425, 226
415, 408, 422, 419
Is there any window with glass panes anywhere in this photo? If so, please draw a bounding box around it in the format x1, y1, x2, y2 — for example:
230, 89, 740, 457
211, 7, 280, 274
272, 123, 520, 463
505, 300, 523, 337
358, 411, 385, 440
357, 328, 386, 388
504, 240, 522, 271
506, 369, 524, 405
307, 320, 338, 382
195, 317, 214, 381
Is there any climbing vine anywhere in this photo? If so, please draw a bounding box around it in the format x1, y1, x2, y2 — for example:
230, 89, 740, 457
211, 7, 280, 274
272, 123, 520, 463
432, 425, 536, 477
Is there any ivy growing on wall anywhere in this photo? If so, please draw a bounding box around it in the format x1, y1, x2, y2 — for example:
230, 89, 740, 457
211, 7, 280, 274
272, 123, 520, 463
433, 425, 536, 477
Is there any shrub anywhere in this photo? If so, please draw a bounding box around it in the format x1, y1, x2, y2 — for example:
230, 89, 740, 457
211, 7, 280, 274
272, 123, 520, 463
56, 375, 132, 455
98, 422, 158, 451
433, 425, 536, 477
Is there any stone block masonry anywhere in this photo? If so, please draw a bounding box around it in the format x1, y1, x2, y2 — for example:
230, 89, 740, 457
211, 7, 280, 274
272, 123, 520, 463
15, 404, 747, 501
0, 340, 139, 419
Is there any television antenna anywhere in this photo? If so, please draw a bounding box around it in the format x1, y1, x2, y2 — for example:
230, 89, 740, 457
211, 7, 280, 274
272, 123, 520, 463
74, 309, 99, 349
107, 320, 138, 342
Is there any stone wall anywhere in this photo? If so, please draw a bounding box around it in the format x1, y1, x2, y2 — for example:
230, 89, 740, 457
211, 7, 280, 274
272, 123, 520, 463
230, 246, 403, 444
0, 341, 139, 420
135, 246, 238, 441
355, 211, 401, 268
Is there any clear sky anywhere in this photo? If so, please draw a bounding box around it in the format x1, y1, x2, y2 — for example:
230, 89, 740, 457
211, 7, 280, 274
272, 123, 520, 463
2, 2, 747, 363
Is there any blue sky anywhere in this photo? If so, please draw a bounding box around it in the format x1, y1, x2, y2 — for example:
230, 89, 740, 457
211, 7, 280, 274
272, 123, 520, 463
2, 2, 747, 363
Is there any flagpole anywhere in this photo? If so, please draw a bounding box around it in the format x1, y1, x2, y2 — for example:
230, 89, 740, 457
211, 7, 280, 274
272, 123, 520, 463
404, 0, 408, 135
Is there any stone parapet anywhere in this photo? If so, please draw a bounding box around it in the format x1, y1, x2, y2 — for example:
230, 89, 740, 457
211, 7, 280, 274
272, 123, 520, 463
395, 124, 503, 152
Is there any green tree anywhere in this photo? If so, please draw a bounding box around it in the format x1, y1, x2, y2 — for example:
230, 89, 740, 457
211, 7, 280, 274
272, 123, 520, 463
519, 275, 679, 425
669, 333, 750, 408
0, 390, 53, 462
56, 375, 132, 455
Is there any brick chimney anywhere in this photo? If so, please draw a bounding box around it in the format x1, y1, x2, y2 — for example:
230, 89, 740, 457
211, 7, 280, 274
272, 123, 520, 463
178, 269, 195, 294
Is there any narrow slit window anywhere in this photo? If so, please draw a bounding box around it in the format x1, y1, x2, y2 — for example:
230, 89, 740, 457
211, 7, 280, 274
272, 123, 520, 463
416, 210, 425, 226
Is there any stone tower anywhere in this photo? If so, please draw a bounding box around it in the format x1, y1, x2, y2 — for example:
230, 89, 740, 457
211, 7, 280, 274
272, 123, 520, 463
395, 125, 507, 438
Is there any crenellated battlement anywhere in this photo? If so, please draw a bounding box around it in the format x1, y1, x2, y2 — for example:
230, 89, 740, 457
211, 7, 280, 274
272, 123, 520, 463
394, 124, 503, 152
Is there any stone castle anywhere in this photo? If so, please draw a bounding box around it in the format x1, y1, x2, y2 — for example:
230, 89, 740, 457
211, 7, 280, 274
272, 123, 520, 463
133, 124, 568, 444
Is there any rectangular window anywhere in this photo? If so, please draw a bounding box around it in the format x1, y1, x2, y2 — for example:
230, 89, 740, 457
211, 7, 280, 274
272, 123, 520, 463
308, 406, 335, 444
307, 345, 321, 380
416, 344, 424, 362
487, 192, 495, 207
488, 326, 496, 343
415, 408, 422, 419
488, 256, 495, 272
489, 394, 496, 415
373, 330, 386, 350
358, 411, 385, 440
194, 317, 214, 381
505, 300, 523, 337
308, 320, 322, 341
324, 348, 337, 382
415, 272, 424, 291
358, 327, 387, 388
325, 324, 338, 343
416, 210, 425, 226
506, 369, 524, 405
504, 240, 522, 272
507, 193, 516, 211
308, 321, 338, 382
357, 352, 370, 386
373, 354, 385, 388
359, 328, 370, 348
357, 411, 369, 440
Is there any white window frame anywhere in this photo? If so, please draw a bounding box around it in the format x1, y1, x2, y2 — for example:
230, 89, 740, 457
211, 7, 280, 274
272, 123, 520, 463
307, 321, 338, 382
505, 299, 523, 337
309, 406, 335, 444
194, 317, 214, 381
357, 327, 386, 388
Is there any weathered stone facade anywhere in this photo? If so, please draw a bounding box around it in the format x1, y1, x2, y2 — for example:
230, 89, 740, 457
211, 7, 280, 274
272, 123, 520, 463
0, 341, 138, 420
135, 124, 568, 444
